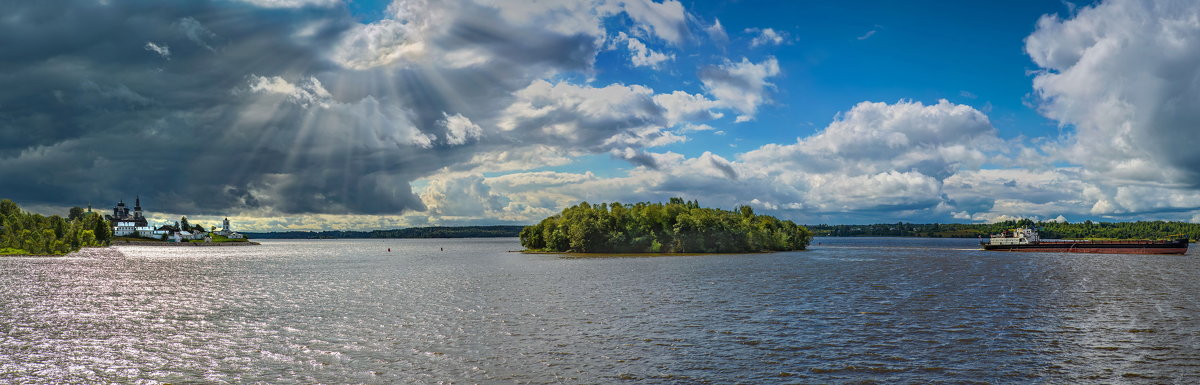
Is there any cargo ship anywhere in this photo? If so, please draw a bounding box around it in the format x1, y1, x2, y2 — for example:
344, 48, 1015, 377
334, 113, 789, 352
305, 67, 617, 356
980, 228, 1189, 255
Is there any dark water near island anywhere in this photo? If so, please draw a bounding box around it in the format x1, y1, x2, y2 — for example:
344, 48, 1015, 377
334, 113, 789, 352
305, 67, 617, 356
2, 237, 1199, 383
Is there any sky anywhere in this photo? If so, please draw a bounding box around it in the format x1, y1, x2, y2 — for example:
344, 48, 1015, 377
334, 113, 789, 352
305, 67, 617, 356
3, 0, 1200, 231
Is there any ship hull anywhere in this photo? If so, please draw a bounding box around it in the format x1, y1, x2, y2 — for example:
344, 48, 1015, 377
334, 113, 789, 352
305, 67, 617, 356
981, 239, 1189, 255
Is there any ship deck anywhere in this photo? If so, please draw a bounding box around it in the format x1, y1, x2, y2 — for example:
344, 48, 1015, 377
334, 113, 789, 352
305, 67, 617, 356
1029, 239, 1183, 245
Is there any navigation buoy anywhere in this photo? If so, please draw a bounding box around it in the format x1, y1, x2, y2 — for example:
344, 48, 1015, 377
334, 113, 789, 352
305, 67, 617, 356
387, 248, 391, 252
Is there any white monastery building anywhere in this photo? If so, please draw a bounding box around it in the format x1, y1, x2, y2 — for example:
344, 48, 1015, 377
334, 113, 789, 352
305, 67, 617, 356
109, 197, 153, 237
107, 197, 244, 241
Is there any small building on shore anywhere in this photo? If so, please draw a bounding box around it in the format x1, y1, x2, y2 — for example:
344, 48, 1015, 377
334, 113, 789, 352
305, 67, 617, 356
170, 230, 207, 243
216, 217, 245, 239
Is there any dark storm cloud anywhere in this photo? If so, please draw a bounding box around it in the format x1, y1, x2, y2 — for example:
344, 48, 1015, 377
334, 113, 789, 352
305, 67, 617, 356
0, 1, 420, 214
321, 2, 608, 148
0, 0, 697, 216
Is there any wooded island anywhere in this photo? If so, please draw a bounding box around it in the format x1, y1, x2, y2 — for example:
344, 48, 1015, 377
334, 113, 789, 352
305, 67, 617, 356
520, 199, 812, 253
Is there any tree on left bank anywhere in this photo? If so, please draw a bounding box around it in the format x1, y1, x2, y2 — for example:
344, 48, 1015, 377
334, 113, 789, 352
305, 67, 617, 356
0, 199, 112, 256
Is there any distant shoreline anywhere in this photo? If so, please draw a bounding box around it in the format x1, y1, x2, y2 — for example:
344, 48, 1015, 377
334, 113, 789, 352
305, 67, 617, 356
245, 225, 524, 239
112, 240, 261, 246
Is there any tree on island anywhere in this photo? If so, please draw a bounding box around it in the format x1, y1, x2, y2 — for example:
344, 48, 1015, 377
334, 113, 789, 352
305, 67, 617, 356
520, 198, 812, 253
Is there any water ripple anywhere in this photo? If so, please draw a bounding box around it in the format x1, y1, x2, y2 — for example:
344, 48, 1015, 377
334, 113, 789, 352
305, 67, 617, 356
1, 238, 1198, 383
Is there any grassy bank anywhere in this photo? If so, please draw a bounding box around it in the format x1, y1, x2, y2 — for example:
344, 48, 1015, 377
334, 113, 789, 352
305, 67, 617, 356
189, 234, 249, 243
1, 247, 30, 256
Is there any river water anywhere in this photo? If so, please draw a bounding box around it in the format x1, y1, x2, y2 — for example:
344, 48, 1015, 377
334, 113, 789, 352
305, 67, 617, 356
1, 237, 1198, 383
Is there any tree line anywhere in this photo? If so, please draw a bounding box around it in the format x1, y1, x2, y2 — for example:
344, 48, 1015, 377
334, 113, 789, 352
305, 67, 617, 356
808, 219, 1200, 240
245, 226, 526, 239
520, 198, 813, 253
0, 200, 112, 255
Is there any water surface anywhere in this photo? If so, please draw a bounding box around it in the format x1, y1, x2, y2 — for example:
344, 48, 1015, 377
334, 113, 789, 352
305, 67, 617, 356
1, 237, 1198, 383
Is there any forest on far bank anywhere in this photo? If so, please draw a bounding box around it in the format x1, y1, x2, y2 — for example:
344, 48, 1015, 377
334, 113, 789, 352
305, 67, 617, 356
808, 219, 1200, 241
244, 226, 525, 239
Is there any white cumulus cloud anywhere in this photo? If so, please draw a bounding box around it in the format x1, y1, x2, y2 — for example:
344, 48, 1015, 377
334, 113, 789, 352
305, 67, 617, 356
471, 99, 1006, 223
1027, 0, 1200, 186
613, 32, 674, 69
247, 75, 332, 109
441, 113, 483, 145
746, 27, 787, 47
700, 57, 781, 122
